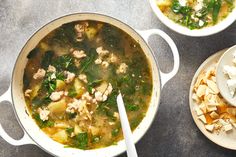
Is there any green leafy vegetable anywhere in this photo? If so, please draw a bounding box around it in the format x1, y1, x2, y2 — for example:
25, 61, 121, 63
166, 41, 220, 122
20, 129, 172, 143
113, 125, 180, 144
67, 112, 77, 119
74, 132, 88, 149
33, 113, 54, 128
66, 127, 74, 135
52, 22, 77, 46
101, 24, 122, 50
32, 96, 51, 108
79, 48, 96, 74
41, 51, 54, 69
106, 89, 119, 106
141, 82, 152, 95
126, 104, 140, 111
42, 73, 57, 94
212, 0, 222, 23
172, 0, 191, 14
87, 79, 103, 93
52, 55, 77, 73
111, 128, 120, 137
56, 71, 66, 81
92, 136, 101, 143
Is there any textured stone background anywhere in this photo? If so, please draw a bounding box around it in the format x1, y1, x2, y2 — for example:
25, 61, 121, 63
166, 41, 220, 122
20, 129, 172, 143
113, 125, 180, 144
0, 0, 236, 156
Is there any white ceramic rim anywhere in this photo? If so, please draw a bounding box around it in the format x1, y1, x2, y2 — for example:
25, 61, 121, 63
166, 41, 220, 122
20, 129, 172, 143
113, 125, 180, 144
0, 13, 179, 157
189, 49, 236, 150
216, 45, 236, 107
149, 0, 236, 37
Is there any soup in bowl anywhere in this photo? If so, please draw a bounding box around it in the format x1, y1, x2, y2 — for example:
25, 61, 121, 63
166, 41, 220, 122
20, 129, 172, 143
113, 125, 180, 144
149, 0, 236, 36
0, 13, 179, 157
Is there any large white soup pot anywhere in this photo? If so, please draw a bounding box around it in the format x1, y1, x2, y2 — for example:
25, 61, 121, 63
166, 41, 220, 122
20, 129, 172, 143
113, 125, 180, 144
0, 13, 179, 157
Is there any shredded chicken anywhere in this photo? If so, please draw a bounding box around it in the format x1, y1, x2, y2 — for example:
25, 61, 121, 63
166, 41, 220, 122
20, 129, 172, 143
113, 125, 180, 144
101, 61, 109, 68
96, 47, 109, 57
74, 22, 88, 42
38, 108, 50, 121
116, 63, 128, 74
64, 71, 75, 83
33, 69, 46, 79
47, 65, 56, 73
50, 91, 64, 102
109, 53, 118, 63
24, 89, 32, 97
94, 83, 113, 102
95, 58, 102, 64
73, 50, 87, 59
78, 74, 88, 83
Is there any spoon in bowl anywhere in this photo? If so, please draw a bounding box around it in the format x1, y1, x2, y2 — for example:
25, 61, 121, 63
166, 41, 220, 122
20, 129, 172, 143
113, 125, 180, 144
117, 93, 138, 157
216, 45, 236, 106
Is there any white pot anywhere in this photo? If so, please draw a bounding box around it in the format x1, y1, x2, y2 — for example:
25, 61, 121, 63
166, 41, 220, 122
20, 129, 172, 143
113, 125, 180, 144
149, 0, 236, 37
0, 13, 179, 157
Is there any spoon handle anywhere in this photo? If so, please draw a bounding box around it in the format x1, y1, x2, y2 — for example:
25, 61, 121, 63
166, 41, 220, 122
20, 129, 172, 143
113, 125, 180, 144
117, 93, 138, 157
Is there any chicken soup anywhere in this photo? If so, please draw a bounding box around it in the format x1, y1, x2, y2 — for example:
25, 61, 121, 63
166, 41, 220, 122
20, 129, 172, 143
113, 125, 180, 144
23, 21, 153, 149
157, 0, 235, 29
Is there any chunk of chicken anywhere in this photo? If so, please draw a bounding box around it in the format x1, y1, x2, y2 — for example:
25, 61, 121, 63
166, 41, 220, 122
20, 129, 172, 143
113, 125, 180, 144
33, 69, 46, 79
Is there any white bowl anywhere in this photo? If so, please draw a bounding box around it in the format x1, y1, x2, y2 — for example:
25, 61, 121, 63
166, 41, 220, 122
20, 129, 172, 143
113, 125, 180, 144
149, 0, 236, 37
216, 45, 236, 106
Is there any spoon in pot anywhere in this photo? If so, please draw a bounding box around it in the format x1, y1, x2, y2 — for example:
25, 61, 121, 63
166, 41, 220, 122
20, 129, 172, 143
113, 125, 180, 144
117, 93, 138, 157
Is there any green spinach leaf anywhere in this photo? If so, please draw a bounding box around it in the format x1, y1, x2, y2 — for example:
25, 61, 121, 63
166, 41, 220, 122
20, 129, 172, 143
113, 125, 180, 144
126, 104, 140, 111
41, 51, 54, 69
33, 113, 54, 128
74, 132, 88, 149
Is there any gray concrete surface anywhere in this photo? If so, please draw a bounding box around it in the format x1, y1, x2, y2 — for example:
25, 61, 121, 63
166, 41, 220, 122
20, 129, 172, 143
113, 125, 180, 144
0, 0, 236, 156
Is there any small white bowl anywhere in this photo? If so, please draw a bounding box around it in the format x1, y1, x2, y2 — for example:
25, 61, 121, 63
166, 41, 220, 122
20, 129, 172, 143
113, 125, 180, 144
216, 45, 236, 106
149, 0, 236, 37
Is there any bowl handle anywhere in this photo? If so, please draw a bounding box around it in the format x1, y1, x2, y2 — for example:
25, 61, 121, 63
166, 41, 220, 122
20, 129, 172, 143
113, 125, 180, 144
0, 85, 35, 146
136, 29, 179, 88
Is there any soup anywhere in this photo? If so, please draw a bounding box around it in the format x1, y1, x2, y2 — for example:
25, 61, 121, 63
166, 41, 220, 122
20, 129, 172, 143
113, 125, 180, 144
157, 0, 235, 29
23, 21, 153, 149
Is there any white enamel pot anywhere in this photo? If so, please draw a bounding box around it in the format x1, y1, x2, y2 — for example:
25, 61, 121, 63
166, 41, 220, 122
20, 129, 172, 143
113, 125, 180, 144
0, 13, 179, 157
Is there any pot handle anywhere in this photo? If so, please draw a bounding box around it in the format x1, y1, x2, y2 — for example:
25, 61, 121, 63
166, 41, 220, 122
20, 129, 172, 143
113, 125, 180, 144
136, 29, 179, 88
0, 85, 35, 146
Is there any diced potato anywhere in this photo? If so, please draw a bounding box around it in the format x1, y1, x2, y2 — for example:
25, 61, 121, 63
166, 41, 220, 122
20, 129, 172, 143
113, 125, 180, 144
96, 82, 108, 93
39, 42, 49, 51
31, 84, 40, 98
42, 127, 58, 135
90, 126, 99, 136
48, 98, 67, 114
74, 124, 83, 135
52, 130, 68, 143
54, 121, 70, 129
85, 27, 97, 40
74, 79, 85, 98
97, 23, 103, 30
56, 80, 66, 90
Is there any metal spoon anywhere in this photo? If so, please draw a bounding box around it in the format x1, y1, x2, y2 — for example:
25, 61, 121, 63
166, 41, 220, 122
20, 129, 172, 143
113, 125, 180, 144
117, 93, 138, 157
